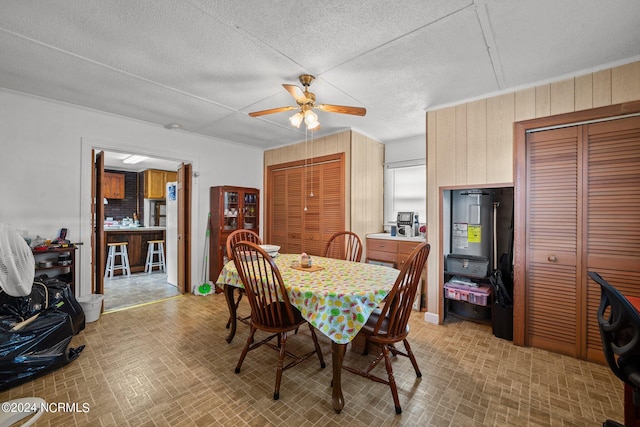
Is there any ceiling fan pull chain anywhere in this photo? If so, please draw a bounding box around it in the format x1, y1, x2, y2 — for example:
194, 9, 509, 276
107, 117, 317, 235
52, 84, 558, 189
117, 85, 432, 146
304, 126, 308, 211
310, 129, 314, 197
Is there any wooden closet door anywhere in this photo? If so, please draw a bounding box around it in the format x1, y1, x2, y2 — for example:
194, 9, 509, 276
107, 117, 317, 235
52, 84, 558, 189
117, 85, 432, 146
267, 154, 345, 256
270, 170, 288, 250
302, 160, 346, 256
270, 168, 303, 254
286, 168, 304, 253
584, 115, 640, 362
320, 159, 344, 242
526, 126, 582, 357
303, 164, 321, 255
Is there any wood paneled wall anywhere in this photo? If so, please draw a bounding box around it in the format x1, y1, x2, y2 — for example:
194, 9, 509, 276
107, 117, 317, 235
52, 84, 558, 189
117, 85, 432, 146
264, 130, 384, 255
427, 60, 640, 319
349, 132, 385, 243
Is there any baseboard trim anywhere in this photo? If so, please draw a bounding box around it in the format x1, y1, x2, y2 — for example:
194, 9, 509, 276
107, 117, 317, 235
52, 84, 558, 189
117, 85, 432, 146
423, 311, 439, 324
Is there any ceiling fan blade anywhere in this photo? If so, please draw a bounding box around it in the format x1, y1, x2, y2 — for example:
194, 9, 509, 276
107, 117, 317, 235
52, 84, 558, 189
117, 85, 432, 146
283, 84, 308, 103
317, 104, 366, 116
248, 106, 296, 117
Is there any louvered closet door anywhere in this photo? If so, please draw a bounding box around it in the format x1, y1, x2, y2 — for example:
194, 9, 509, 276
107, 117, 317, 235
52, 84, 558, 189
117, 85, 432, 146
270, 170, 288, 251
321, 160, 344, 243
526, 126, 581, 357
268, 156, 345, 257
269, 168, 303, 254
585, 115, 640, 362
303, 164, 321, 255
286, 168, 304, 254
302, 160, 345, 256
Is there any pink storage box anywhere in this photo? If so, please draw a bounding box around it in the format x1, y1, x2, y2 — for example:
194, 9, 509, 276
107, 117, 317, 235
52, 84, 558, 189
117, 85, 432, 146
444, 282, 492, 306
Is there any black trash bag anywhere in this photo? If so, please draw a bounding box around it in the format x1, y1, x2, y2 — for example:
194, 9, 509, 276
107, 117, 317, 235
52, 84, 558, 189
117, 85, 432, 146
0, 277, 85, 335
0, 277, 86, 390
489, 269, 512, 308
0, 282, 48, 327
0, 309, 85, 391
37, 277, 85, 335
490, 269, 514, 341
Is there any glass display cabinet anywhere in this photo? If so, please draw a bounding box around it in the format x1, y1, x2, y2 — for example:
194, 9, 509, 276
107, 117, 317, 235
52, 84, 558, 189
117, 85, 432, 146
210, 186, 260, 289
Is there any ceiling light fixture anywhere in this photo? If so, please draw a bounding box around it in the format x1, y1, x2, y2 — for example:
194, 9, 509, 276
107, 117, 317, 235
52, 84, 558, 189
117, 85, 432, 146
122, 155, 148, 164
289, 109, 320, 130
304, 110, 319, 130
289, 112, 304, 128
249, 75, 366, 130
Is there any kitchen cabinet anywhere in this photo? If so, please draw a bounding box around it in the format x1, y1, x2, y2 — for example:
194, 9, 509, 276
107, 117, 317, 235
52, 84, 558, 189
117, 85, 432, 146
33, 246, 77, 294
144, 169, 178, 199
366, 235, 427, 311
209, 186, 260, 288
103, 172, 125, 199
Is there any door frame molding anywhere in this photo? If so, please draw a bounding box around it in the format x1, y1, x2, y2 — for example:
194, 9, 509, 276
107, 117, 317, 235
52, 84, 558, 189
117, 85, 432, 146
513, 100, 640, 346
79, 137, 198, 298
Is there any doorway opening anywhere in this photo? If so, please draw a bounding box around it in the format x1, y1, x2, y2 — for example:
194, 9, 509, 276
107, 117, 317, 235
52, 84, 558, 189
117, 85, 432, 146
440, 185, 514, 338
97, 150, 184, 312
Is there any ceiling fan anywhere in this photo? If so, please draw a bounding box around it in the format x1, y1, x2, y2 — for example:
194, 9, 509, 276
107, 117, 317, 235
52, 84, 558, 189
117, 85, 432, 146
248, 74, 366, 130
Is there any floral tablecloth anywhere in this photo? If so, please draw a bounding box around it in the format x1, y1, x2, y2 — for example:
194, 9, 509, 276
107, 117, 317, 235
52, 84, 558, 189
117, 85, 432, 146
216, 253, 399, 344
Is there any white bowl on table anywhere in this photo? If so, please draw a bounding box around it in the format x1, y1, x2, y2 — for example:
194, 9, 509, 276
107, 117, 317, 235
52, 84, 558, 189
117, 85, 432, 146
259, 244, 280, 257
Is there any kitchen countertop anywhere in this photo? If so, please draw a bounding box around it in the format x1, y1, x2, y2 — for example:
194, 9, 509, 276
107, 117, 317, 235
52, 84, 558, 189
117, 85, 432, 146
104, 226, 166, 232
366, 233, 426, 242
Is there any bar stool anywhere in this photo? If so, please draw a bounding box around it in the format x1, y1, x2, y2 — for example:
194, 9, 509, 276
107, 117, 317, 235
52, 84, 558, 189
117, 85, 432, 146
104, 242, 131, 279
145, 240, 166, 273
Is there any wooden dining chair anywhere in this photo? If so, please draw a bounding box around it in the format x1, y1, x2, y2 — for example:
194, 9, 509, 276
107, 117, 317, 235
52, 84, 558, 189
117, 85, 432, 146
322, 230, 363, 262
343, 241, 430, 414
225, 229, 262, 329
231, 241, 326, 400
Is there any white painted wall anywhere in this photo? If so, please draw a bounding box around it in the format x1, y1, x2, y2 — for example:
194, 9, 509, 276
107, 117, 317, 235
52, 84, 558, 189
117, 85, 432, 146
0, 89, 263, 297
384, 134, 426, 163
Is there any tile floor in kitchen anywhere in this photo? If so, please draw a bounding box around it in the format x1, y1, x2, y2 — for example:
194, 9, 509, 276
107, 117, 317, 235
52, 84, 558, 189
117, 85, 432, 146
0, 291, 625, 426
103, 270, 180, 311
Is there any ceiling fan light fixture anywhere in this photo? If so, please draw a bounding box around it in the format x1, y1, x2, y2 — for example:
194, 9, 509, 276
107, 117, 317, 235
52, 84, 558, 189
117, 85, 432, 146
304, 110, 319, 129
289, 112, 303, 128
250, 74, 364, 127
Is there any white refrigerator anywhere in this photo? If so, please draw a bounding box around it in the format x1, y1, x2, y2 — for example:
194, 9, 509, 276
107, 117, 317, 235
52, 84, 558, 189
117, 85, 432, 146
166, 182, 178, 286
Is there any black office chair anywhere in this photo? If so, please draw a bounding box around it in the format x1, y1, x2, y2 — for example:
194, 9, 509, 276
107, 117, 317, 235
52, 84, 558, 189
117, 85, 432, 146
590, 271, 640, 427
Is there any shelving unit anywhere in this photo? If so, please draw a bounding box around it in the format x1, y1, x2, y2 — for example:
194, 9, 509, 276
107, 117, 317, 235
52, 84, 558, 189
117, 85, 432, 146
443, 271, 493, 325
209, 186, 260, 292
32, 246, 78, 294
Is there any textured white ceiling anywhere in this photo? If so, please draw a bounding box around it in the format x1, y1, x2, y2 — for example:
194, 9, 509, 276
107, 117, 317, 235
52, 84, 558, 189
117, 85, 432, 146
1, 0, 639, 156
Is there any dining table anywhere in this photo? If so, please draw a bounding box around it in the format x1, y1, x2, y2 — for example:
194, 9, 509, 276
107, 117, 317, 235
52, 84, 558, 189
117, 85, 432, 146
216, 253, 400, 414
